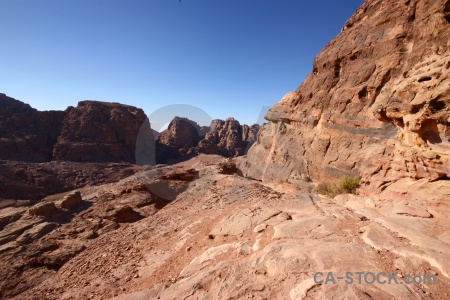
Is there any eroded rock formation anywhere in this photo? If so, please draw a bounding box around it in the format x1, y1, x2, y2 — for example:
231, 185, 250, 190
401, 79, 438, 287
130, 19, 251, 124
155, 117, 202, 163
242, 0, 450, 199
53, 101, 148, 163
196, 118, 260, 157
0, 95, 149, 164
155, 117, 260, 163
0, 94, 65, 162
2, 155, 449, 299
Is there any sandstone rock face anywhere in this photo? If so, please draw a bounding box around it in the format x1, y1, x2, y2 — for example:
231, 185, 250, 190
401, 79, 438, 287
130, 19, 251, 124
0, 95, 150, 164
155, 117, 201, 163
242, 0, 450, 197
0, 94, 65, 162
155, 117, 260, 163
197, 118, 260, 157
53, 101, 148, 163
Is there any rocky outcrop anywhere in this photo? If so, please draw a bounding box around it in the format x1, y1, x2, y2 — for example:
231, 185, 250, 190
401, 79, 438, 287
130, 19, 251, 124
196, 118, 260, 157
0, 95, 150, 164
0, 94, 65, 162
155, 117, 202, 163
0, 163, 199, 299
53, 101, 148, 163
242, 0, 450, 198
155, 117, 260, 163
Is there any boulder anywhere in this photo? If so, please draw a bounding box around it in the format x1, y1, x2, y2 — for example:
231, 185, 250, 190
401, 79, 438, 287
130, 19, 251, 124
28, 202, 57, 216
59, 191, 82, 209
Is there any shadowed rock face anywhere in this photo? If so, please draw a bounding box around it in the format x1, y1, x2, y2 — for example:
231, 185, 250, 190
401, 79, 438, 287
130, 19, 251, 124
155, 117, 202, 163
0, 94, 65, 162
155, 117, 260, 163
196, 118, 260, 157
53, 101, 148, 163
242, 0, 450, 196
0, 96, 149, 164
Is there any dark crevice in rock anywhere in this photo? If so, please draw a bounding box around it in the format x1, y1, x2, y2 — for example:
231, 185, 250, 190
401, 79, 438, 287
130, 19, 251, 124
445, 0, 450, 23
429, 99, 446, 112
394, 118, 405, 128
333, 59, 342, 78
358, 87, 368, 99
418, 76, 432, 82
418, 120, 442, 144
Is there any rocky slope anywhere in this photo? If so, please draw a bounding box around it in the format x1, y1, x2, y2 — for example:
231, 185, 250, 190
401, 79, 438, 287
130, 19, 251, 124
1, 155, 448, 299
241, 0, 450, 200
0, 161, 139, 201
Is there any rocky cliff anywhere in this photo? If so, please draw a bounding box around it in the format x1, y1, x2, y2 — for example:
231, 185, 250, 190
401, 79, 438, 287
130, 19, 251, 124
53, 101, 148, 163
197, 118, 260, 157
0, 94, 65, 162
242, 0, 450, 199
155, 117, 203, 163
155, 117, 260, 163
0, 95, 149, 164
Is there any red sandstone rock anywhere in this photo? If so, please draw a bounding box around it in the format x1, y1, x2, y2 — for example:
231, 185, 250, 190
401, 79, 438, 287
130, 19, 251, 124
242, 0, 450, 200
197, 118, 259, 157
0, 94, 65, 162
53, 100, 148, 163
155, 117, 201, 163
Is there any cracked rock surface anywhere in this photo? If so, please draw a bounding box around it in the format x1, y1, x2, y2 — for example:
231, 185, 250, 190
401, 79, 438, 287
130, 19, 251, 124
1, 155, 448, 299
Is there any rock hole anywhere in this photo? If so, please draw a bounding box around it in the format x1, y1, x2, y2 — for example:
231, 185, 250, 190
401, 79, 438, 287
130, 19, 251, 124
410, 103, 425, 114
405, 0, 410, 5
394, 118, 404, 128
313, 67, 318, 75
358, 87, 368, 99
418, 76, 432, 82
445, 0, 450, 23
418, 120, 442, 144
429, 100, 446, 112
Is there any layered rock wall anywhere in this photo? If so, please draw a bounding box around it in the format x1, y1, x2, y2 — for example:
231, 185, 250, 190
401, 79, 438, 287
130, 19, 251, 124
242, 0, 450, 196
53, 101, 147, 163
0, 94, 65, 162
155, 117, 260, 163
196, 118, 260, 157
0, 95, 149, 164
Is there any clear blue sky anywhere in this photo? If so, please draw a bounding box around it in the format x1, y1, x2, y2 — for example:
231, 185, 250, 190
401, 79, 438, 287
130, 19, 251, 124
0, 0, 363, 127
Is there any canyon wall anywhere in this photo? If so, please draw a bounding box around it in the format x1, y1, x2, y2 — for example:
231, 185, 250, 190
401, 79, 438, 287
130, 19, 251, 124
53, 101, 147, 163
0, 94, 65, 162
155, 117, 260, 163
0, 95, 149, 164
242, 0, 450, 198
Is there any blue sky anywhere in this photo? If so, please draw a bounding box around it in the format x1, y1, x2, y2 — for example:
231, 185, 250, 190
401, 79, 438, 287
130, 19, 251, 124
0, 0, 363, 127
